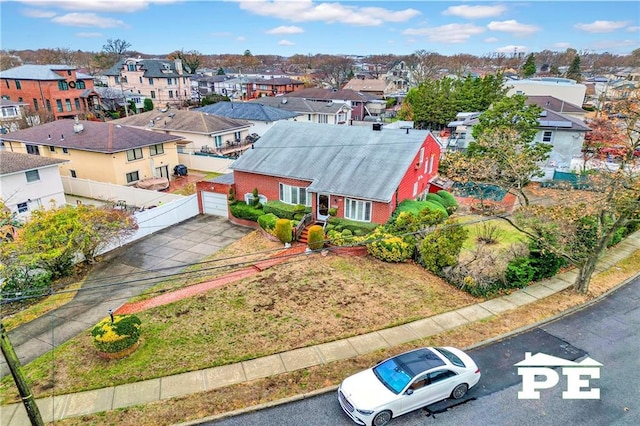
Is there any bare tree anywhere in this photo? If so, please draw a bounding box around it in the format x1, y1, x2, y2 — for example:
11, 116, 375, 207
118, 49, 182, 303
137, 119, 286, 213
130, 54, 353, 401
312, 54, 354, 89
167, 49, 203, 74
103, 38, 131, 58
0, 50, 22, 70
405, 50, 443, 85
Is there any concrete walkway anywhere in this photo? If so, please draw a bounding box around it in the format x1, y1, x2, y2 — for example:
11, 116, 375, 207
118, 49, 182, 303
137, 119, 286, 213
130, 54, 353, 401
2, 231, 640, 425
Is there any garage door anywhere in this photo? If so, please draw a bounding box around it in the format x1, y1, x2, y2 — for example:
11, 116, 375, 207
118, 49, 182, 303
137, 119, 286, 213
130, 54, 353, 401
202, 191, 228, 217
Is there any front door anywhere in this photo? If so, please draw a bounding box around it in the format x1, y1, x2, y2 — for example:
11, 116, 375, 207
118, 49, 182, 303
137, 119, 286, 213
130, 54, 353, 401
317, 193, 330, 221
156, 165, 169, 179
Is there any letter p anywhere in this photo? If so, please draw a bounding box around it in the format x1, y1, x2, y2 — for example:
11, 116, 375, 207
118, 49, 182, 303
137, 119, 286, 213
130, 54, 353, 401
518, 367, 560, 399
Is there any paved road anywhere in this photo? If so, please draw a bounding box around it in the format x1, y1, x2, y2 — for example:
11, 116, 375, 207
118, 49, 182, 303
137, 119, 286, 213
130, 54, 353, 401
1, 215, 252, 378
204, 274, 640, 426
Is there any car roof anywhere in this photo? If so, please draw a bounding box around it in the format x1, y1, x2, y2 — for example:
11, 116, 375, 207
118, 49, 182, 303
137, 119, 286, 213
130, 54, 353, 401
390, 348, 446, 377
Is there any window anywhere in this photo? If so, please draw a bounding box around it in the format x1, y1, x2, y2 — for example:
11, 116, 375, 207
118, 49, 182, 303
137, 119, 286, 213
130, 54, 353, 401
26, 145, 40, 155
427, 370, 457, 385
413, 181, 418, 197
149, 143, 164, 156
149, 78, 154, 85
26, 169, 40, 182
318, 114, 328, 124
127, 63, 136, 71
126, 171, 140, 183
167, 78, 172, 85
49, 146, 56, 152
56, 99, 63, 112
234, 131, 242, 141
4, 80, 8, 89
150, 91, 156, 99
46, 100, 51, 111
279, 183, 310, 206
542, 131, 553, 143
214, 135, 222, 148
58, 81, 69, 90
1, 106, 18, 118
33, 99, 39, 111
70, 169, 77, 178
434, 347, 466, 367
18, 97, 23, 102
65, 99, 72, 111
139, 76, 143, 84
17, 202, 28, 214
115, 76, 120, 84
429, 154, 435, 174
67, 70, 71, 76
15, 80, 21, 89
344, 198, 371, 222
76, 81, 85, 89
74, 98, 81, 110
126, 147, 143, 161
168, 90, 174, 99
62, 147, 69, 154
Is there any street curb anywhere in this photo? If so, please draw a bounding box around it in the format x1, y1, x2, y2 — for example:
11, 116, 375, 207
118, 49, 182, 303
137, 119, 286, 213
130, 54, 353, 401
174, 268, 640, 425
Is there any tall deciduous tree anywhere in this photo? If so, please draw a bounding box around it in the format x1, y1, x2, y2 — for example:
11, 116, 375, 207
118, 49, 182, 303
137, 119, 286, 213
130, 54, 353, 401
440, 94, 550, 206
168, 49, 202, 74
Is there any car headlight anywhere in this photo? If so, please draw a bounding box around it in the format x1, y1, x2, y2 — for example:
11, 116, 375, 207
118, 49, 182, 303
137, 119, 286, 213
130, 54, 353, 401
356, 408, 374, 416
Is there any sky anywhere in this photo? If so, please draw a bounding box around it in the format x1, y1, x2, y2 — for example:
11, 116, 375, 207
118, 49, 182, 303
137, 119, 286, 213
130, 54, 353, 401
1, 0, 639, 58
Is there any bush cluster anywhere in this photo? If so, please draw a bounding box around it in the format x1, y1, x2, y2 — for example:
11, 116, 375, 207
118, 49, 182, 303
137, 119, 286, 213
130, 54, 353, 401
307, 225, 325, 250
263, 201, 310, 220
229, 201, 264, 222
275, 218, 293, 244
257, 213, 279, 234
366, 228, 414, 262
326, 217, 378, 236
91, 314, 141, 354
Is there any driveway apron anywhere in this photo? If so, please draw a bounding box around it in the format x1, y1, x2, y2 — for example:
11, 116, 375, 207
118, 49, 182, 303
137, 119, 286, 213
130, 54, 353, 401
0, 215, 252, 378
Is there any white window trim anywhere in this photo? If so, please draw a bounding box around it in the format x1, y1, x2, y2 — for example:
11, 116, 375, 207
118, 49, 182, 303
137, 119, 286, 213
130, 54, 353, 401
344, 198, 372, 222
279, 183, 311, 206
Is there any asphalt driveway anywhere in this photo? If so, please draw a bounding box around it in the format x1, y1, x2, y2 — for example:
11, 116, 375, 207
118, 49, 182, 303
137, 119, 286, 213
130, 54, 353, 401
0, 214, 253, 378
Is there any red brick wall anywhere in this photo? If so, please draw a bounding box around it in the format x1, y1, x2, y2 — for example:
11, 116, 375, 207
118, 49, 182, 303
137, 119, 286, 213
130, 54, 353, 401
234, 171, 311, 204
1, 70, 95, 120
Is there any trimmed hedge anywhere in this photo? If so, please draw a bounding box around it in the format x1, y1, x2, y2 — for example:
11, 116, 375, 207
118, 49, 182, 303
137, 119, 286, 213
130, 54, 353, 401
436, 190, 459, 213
257, 213, 279, 232
263, 201, 311, 220
229, 201, 264, 221
425, 193, 445, 206
275, 218, 293, 244
307, 225, 325, 250
91, 314, 141, 354
327, 217, 378, 236
366, 228, 414, 262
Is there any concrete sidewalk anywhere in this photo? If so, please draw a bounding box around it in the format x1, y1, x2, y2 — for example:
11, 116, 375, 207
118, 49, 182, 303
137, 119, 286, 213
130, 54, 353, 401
2, 231, 640, 425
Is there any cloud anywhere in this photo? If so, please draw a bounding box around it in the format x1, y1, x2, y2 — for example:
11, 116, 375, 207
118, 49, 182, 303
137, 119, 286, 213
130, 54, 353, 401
495, 45, 527, 54
484, 37, 499, 43
591, 39, 639, 50
236, 0, 420, 26
488, 20, 540, 36
21, 8, 56, 18
552, 42, 573, 49
16, 0, 181, 13
404, 23, 485, 43
266, 26, 304, 35
627, 26, 640, 33
443, 5, 506, 19
236, 36, 246, 42
51, 13, 127, 28
574, 20, 629, 33
75, 32, 103, 38
278, 39, 295, 46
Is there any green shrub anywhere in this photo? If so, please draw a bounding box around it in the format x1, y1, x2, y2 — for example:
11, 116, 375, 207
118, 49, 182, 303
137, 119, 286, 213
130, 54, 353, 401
275, 218, 293, 244
307, 225, 325, 250
436, 190, 459, 213
327, 217, 378, 235
418, 219, 468, 273
425, 193, 445, 206
293, 213, 304, 221
293, 204, 307, 215
505, 257, 535, 288
227, 187, 235, 202
423, 200, 449, 217
328, 207, 338, 217
528, 244, 567, 280
263, 200, 310, 220
91, 314, 141, 353
250, 188, 261, 207
257, 213, 278, 232
366, 228, 414, 262
327, 229, 357, 246
229, 201, 263, 222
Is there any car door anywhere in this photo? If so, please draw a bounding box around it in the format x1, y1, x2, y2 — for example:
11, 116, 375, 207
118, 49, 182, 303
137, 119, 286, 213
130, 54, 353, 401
425, 369, 459, 402
398, 374, 431, 415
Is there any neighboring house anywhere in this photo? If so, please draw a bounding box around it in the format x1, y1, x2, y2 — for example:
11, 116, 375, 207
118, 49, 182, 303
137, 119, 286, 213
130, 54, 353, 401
104, 58, 193, 108
0, 64, 100, 120
0, 151, 68, 218
342, 78, 386, 98
211, 76, 305, 100
505, 77, 587, 108
112, 108, 253, 158
524, 95, 587, 121
446, 106, 590, 171
247, 96, 352, 125
191, 74, 233, 97
0, 99, 28, 133
284, 88, 379, 121
93, 86, 149, 117
0, 118, 184, 186
211, 121, 442, 224
195, 101, 301, 135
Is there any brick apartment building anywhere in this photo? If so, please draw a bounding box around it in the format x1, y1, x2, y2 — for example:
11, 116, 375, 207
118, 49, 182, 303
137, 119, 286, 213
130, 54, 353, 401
0, 65, 100, 121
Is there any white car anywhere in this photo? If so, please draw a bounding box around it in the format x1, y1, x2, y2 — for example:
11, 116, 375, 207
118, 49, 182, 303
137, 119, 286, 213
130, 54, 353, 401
338, 346, 481, 426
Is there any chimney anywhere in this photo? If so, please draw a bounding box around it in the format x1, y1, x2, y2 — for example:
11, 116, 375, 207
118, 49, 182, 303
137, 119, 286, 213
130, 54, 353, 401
174, 58, 183, 75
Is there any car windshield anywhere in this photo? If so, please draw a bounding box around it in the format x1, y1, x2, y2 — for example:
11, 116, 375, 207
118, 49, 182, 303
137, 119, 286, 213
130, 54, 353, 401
373, 358, 413, 394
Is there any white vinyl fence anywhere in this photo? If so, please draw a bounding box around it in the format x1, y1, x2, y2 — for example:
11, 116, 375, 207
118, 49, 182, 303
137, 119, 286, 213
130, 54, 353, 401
62, 176, 185, 209
178, 153, 234, 174
98, 194, 199, 254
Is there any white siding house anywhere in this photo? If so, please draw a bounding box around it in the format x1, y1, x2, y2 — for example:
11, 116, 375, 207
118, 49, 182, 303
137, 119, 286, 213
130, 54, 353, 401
0, 151, 68, 218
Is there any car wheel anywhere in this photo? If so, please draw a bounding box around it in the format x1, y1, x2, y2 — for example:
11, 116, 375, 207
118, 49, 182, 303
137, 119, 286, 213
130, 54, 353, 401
372, 410, 392, 426
451, 383, 468, 399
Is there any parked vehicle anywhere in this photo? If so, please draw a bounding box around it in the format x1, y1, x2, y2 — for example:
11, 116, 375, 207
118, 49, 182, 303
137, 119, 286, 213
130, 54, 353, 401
338, 346, 480, 426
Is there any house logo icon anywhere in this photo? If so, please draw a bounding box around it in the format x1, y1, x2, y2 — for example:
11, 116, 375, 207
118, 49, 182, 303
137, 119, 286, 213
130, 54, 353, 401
515, 352, 602, 400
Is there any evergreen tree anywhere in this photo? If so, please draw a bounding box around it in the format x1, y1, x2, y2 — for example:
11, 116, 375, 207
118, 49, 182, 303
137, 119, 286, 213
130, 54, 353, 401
566, 55, 582, 82
522, 53, 536, 78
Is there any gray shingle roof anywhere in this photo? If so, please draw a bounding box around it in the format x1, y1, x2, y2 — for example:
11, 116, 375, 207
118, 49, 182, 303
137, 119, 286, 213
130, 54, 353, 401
0, 64, 75, 80
525, 96, 585, 114
230, 121, 430, 202
196, 102, 301, 122
248, 97, 350, 114
104, 59, 194, 78
0, 151, 68, 175
285, 88, 376, 102
1, 120, 184, 153
111, 109, 252, 134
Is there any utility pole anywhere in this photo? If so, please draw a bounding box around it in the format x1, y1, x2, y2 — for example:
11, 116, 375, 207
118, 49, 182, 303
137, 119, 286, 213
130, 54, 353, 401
0, 322, 44, 425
